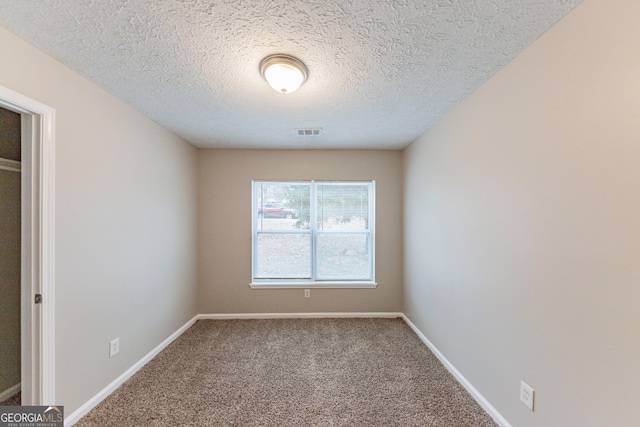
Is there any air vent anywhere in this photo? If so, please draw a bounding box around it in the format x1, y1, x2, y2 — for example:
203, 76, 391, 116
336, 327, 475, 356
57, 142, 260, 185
296, 128, 322, 136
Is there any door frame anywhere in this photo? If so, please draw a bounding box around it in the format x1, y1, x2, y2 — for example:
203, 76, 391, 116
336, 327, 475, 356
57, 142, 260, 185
0, 85, 55, 405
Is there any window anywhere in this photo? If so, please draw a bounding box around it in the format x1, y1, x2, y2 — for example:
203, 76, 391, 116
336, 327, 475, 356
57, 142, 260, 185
251, 181, 375, 288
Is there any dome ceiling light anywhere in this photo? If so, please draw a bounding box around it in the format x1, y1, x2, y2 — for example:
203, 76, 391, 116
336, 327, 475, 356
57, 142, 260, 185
260, 54, 308, 94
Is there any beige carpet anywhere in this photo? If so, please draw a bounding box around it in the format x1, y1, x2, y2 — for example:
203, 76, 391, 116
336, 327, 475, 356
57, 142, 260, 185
76, 318, 497, 426
0, 391, 20, 406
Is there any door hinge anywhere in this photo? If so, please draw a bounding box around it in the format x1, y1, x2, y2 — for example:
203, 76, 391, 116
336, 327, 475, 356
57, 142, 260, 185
34, 294, 42, 304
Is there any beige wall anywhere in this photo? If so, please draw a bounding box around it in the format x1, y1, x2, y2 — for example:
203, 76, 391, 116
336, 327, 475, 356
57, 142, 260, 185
0, 27, 199, 413
0, 168, 20, 395
198, 149, 403, 314
403, 0, 640, 426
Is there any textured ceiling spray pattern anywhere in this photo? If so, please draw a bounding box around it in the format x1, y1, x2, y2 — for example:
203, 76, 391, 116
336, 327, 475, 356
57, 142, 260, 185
0, 0, 582, 149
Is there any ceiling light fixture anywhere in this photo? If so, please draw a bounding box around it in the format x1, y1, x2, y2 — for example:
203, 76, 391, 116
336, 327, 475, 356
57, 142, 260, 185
260, 54, 308, 94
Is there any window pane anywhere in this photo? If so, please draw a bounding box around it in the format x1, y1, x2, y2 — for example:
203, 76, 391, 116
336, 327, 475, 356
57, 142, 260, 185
317, 233, 370, 279
317, 183, 369, 231
252, 180, 374, 284
256, 234, 311, 279
256, 182, 309, 230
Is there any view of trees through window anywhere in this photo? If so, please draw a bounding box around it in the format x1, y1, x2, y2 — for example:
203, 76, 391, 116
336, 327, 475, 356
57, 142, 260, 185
253, 181, 374, 282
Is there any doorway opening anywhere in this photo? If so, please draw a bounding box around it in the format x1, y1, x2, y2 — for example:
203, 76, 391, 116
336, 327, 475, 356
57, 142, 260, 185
0, 85, 55, 406
0, 106, 21, 405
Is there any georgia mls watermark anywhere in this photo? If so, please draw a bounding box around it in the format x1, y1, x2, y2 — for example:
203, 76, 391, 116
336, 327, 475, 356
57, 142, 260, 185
0, 406, 63, 427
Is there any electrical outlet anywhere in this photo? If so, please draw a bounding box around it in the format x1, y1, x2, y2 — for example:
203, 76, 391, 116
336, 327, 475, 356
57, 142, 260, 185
520, 381, 534, 411
109, 338, 120, 358
304, 289, 310, 298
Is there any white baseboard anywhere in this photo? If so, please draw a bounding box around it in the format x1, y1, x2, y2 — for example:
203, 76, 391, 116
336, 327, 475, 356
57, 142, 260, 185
198, 312, 404, 320
0, 383, 21, 403
64, 315, 199, 426
401, 314, 512, 427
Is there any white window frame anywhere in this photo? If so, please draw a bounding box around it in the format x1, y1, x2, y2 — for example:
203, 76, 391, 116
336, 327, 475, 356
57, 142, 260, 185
250, 180, 376, 289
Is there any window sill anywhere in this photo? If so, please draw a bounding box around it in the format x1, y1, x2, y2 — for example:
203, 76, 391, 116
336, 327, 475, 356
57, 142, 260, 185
250, 281, 378, 289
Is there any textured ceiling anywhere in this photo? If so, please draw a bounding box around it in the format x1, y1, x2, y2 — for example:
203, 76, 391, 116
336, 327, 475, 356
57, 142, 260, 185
0, 1, 581, 149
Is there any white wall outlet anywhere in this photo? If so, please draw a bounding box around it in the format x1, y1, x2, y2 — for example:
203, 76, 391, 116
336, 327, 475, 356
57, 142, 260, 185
304, 289, 310, 298
109, 338, 120, 358
520, 380, 535, 411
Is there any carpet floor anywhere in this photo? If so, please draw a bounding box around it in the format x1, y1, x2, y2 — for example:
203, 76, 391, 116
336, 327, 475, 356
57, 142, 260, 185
0, 391, 20, 406
76, 318, 497, 426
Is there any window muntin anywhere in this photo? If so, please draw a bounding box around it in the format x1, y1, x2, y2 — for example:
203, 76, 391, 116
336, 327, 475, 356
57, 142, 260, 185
252, 181, 375, 285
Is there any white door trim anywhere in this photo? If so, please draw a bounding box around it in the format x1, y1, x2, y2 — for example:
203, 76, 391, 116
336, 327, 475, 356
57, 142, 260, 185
0, 85, 56, 405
